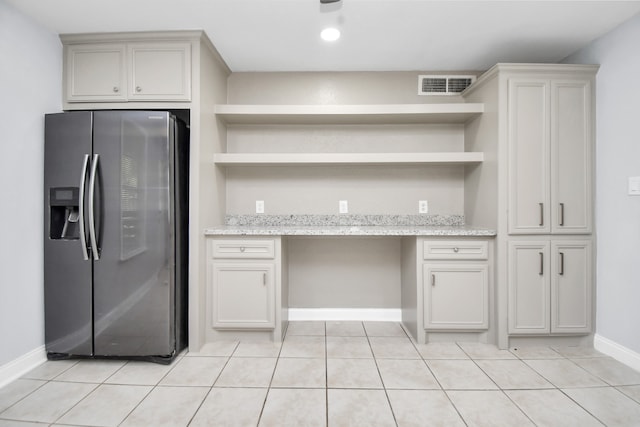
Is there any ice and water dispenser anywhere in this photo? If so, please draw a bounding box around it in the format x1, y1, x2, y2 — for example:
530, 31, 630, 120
49, 187, 80, 240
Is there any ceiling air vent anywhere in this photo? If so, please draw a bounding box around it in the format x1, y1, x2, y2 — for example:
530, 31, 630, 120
418, 75, 476, 95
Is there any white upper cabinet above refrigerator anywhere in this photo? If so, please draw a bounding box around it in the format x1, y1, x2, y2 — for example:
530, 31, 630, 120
63, 38, 192, 103
507, 76, 593, 235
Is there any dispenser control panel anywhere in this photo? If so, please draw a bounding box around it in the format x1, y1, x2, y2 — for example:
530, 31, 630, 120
50, 187, 79, 206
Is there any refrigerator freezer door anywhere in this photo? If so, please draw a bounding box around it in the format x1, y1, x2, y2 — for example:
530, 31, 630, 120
92, 111, 175, 357
44, 112, 94, 356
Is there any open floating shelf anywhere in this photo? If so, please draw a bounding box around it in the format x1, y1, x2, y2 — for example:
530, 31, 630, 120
214, 103, 484, 125
213, 152, 484, 166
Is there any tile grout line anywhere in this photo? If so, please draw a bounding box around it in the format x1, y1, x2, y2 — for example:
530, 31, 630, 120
436, 342, 470, 426
27, 359, 120, 426
0, 377, 52, 421
471, 346, 622, 426
365, 323, 400, 427
254, 326, 287, 427
116, 351, 190, 427
324, 321, 329, 427
185, 341, 240, 426
0, 358, 81, 421
461, 346, 550, 427
112, 354, 184, 427
556, 386, 609, 427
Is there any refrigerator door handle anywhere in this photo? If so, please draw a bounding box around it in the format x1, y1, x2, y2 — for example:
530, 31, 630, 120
78, 154, 90, 261
88, 154, 100, 261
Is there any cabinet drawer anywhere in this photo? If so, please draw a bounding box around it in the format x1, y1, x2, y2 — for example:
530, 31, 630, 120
423, 240, 488, 260
211, 239, 275, 259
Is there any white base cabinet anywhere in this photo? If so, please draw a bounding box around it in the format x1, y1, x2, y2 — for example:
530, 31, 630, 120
508, 240, 592, 335
403, 238, 492, 343
206, 237, 285, 339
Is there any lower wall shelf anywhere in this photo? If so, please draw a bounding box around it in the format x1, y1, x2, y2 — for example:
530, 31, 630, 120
213, 152, 484, 166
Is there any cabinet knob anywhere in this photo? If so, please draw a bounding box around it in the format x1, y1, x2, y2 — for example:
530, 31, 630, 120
240, 247, 245, 252
453, 247, 459, 253
136, 86, 142, 93
113, 87, 119, 93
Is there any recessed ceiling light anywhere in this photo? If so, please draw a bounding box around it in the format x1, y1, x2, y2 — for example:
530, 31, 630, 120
320, 27, 341, 42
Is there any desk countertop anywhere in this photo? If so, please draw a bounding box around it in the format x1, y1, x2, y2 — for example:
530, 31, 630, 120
204, 225, 496, 237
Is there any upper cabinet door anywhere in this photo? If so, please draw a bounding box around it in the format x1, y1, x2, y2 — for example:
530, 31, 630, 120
128, 43, 191, 101
551, 80, 593, 234
508, 79, 551, 234
66, 44, 127, 102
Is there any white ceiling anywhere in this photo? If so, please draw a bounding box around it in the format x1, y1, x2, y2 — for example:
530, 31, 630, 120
6, 0, 640, 72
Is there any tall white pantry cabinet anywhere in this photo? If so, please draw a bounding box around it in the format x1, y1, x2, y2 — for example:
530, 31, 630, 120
464, 64, 597, 348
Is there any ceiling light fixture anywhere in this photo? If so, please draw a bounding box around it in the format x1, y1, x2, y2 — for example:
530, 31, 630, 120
321, 27, 341, 42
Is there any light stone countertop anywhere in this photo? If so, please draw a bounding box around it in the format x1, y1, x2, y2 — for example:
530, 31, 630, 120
204, 225, 496, 237
205, 214, 496, 237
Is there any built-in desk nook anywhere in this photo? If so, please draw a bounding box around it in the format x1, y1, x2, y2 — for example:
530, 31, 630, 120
205, 215, 496, 345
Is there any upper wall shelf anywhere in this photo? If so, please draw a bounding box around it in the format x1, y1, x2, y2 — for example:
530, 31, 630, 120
214, 103, 484, 125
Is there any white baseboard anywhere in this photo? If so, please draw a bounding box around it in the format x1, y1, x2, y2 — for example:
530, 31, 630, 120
594, 334, 640, 372
288, 308, 402, 322
0, 346, 47, 388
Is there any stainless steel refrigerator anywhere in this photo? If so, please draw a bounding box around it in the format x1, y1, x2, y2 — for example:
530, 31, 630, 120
44, 110, 188, 364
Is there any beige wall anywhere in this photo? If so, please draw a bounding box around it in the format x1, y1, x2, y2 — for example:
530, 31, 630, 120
227, 71, 477, 105
224, 73, 472, 217
288, 237, 401, 309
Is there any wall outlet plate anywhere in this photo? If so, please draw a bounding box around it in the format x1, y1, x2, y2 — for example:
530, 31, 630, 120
256, 200, 265, 213
339, 200, 348, 214
419, 200, 429, 214
629, 177, 640, 195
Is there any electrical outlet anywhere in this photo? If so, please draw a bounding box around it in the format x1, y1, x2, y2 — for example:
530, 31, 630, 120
256, 200, 265, 214
629, 177, 640, 195
419, 200, 429, 214
339, 200, 349, 214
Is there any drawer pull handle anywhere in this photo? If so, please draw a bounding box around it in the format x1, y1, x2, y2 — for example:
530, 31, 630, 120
240, 247, 245, 253
113, 86, 119, 93
136, 86, 142, 93
453, 247, 459, 253
559, 203, 565, 226
539, 203, 544, 227
559, 252, 564, 276
431, 274, 436, 287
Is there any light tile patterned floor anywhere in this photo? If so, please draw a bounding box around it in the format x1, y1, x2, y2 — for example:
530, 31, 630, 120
1, 321, 640, 426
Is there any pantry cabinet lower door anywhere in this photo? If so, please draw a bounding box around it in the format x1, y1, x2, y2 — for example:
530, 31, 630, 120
508, 241, 551, 334
551, 241, 592, 333
212, 263, 275, 329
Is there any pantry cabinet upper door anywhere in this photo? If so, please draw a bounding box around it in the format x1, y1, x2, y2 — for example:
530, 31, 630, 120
508, 79, 551, 234
128, 43, 191, 101
66, 44, 127, 102
551, 80, 593, 234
